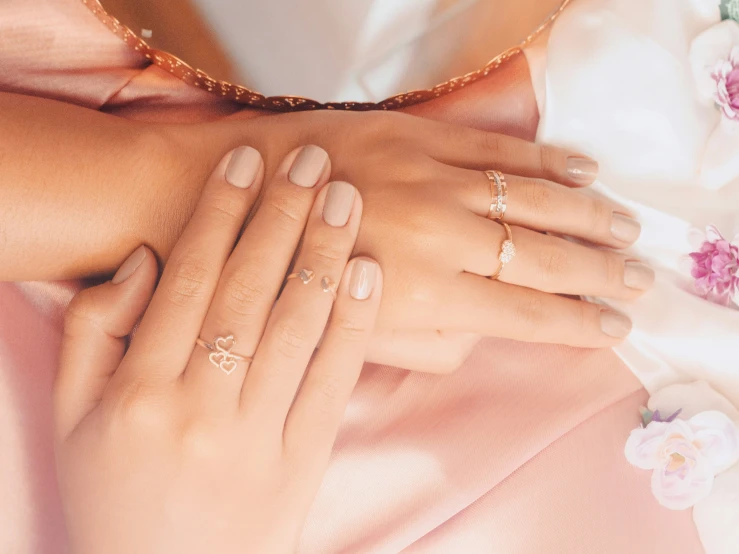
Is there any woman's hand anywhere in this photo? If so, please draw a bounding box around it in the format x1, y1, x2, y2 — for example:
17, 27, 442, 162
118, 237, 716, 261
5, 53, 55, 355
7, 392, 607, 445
179, 110, 652, 370
54, 146, 381, 554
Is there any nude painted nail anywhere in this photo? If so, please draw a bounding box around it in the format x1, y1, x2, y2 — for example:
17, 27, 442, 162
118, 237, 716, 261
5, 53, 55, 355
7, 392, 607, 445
112, 246, 147, 284
350, 260, 377, 300
288, 145, 329, 188
566, 157, 599, 184
225, 146, 261, 189
323, 181, 356, 227
624, 261, 655, 291
600, 310, 632, 338
611, 213, 642, 243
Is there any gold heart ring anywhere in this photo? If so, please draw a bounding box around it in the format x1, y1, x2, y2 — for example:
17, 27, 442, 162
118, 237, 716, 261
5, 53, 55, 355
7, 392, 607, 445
196, 335, 252, 375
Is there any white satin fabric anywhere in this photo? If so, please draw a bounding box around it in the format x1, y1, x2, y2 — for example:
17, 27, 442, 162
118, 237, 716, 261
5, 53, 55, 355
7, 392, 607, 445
528, 0, 739, 551
533, 0, 739, 410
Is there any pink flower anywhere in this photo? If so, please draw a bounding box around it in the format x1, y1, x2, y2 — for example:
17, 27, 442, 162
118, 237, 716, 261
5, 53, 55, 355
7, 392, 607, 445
625, 412, 739, 510
713, 46, 739, 120
689, 225, 739, 306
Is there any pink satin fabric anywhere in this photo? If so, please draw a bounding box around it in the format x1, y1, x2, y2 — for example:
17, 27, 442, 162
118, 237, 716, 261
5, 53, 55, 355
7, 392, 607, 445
0, 1, 704, 552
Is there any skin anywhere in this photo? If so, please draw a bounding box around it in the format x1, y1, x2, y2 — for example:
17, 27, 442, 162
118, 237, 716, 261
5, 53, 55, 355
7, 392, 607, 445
0, 87, 653, 371
55, 147, 384, 554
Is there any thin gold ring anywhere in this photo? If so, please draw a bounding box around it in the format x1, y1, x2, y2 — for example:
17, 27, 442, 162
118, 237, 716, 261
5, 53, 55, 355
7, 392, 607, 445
485, 170, 508, 221
196, 335, 252, 375
320, 276, 338, 299
287, 269, 338, 299
287, 269, 315, 284
490, 223, 516, 280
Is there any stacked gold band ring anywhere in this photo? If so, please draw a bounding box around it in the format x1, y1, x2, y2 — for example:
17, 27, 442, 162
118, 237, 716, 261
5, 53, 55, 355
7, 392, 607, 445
485, 170, 508, 221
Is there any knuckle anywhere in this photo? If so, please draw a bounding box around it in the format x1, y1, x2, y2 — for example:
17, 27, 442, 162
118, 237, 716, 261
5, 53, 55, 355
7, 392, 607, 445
536, 242, 569, 287
515, 294, 547, 332
166, 256, 211, 307
107, 379, 164, 428
539, 145, 559, 176
207, 192, 245, 227
522, 179, 554, 217
482, 132, 503, 159
332, 315, 369, 343
310, 237, 346, 266
273, 320, 310, 359
63, 286, 108, 337
266, 191, 306, 230
586, 196, 609, 232
602, 253, 625, 288
221, 271, 271, 317
180, 420, 219, 463
312, 373, 343, 405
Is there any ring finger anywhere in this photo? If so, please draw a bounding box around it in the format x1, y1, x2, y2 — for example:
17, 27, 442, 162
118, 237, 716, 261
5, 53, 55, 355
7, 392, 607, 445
460, 216, 655, 300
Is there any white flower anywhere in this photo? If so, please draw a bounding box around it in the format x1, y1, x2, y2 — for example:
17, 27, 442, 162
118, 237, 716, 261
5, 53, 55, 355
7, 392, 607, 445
625, 411, 739, 510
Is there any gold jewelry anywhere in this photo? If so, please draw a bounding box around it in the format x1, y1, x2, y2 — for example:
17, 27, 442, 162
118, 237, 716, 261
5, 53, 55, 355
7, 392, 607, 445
287, 269, 315, 284
320, 277, 338, 299
287, 269, 338, 299
196, 335, 251, 375
490, 223, 516, 280
485, 170, 508, 221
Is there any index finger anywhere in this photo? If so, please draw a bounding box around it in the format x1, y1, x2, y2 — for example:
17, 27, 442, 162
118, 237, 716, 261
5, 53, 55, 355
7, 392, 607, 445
123, 147, 265, 380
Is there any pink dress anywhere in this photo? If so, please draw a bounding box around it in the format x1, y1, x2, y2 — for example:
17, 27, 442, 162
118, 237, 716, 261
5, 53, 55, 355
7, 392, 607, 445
0, 1, 704, 552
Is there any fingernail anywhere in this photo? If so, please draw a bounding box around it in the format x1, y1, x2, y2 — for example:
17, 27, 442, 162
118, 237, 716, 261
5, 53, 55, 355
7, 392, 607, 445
350, 259, 378, 300
624, 261, 655, 291
566, 157, 599, 184
112, 246, 147, 285
288, 145, 328, 188
225, 146, 261, 189
323, 181, 356, 227
611, 213, 642, 243
600, 310, 632, 338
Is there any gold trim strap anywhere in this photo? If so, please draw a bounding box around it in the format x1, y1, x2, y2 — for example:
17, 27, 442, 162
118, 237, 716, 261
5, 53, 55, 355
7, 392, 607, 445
81, 0, 571, 113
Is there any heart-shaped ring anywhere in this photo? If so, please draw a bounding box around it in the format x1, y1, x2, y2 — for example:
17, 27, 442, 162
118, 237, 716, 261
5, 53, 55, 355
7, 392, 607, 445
196, 335, 252, 375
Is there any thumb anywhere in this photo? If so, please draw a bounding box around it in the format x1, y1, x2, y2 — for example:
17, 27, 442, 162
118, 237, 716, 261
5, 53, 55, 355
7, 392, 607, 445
54, 246, 157, 440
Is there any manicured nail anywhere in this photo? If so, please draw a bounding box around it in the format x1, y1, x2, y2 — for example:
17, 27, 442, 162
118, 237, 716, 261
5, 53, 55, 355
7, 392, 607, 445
624, 261, 655, 291
288, 145, 328, 188
350, 259, 378, 300
323, 181, 356, 227
112, 246, 147, 285
611, 213, 642, 243
225, 146, 261, 189
566, 157, 599, 184
600, 310, 632, 338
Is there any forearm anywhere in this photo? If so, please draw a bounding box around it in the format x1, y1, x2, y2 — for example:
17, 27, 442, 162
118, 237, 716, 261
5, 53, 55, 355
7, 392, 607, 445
0, 92, 262, 281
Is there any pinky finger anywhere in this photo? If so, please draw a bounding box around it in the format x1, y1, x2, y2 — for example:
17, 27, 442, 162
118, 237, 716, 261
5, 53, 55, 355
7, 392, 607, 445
284, 258, 382, 463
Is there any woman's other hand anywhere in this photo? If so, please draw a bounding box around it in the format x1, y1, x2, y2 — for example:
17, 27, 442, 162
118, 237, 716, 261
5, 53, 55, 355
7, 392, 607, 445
55, 146, 381, 553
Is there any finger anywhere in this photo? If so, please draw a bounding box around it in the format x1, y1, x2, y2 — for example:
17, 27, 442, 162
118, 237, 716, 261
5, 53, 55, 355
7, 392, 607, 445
417, 118, 600, 187
460, 217, 655, 300
240, 182, 362, 421
125, 146, 264, 382
449, 166, 641, 248
366, 329, 479, 373
284, 258, 382, 468
449, 272, 633, 348
185, 146, 330, 411
54, 246, 157, 440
